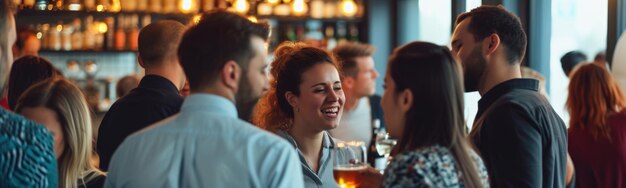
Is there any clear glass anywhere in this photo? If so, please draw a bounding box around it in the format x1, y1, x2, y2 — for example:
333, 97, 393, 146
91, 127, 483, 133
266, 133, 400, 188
333, 141, 367, 188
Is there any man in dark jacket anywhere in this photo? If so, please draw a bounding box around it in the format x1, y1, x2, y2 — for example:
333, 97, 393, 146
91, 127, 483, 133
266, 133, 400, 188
451, 5, 568, 187
97, 20, 187, 170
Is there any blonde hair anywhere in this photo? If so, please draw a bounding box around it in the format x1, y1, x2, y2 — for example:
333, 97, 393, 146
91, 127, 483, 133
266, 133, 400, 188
16, 79, 104, 188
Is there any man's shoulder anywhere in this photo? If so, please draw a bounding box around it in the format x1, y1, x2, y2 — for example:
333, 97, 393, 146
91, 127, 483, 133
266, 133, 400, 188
0, 110, 51, 142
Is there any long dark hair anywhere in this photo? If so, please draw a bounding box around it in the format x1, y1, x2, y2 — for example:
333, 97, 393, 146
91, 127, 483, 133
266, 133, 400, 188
388, 41, 482, 187
252, 42, 340, 132
8, 55, 58, 110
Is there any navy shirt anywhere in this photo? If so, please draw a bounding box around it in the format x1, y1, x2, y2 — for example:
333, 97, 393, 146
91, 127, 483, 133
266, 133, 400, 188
472, 79, 568, 187
97, 75, 183, 170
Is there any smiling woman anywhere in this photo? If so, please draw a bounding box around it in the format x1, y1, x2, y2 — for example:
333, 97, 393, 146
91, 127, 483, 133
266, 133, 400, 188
253, 42, 345, 188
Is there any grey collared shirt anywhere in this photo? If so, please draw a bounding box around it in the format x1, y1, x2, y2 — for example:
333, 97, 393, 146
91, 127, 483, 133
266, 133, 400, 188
277, 130, 340, 188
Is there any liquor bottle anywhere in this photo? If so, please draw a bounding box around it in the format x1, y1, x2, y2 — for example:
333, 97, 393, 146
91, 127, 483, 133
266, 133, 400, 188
83, 0, 96, 11
114, 15, 126, 50
70, 18, 83, 50
368, 118, 387, 171
35, 0, 48, 10
325, 25, 336, 50
83, 16, 95, 49
149, 0, 161, 12
349, 23, 359, 41
202, 0, 214, 12
127, 15, 139, 50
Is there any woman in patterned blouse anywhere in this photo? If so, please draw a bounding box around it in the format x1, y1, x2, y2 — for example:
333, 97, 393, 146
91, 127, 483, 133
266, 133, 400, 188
362, 41, 489, 187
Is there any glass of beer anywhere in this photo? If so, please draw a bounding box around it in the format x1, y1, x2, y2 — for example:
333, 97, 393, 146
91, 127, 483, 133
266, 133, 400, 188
333, 141, 367, 188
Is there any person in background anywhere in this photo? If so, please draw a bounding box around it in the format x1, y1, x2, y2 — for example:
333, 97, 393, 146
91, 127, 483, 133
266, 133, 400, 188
96, 20, 187, 170
0, 1, 58, 187
12, 27, 40, 59
567, 63, 626, 188
105, 10, 303, 187
16, 79, 106, 188
115, 74, 139, 99
6, 55, 57, 110
329, 42, 384, 167
253, 42, 344, 187
451, 5, 568, 187
560, 51, 588, 77
360, 41, 488, 187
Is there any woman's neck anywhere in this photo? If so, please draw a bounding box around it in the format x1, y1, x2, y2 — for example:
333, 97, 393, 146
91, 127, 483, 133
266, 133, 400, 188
289, 120, 325, 172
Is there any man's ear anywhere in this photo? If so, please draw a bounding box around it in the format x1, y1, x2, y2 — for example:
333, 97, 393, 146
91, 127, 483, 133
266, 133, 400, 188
137, 54, 145, 68
221, 60, 241, 91
343, 76, 355, 90
482, 33, 501, 57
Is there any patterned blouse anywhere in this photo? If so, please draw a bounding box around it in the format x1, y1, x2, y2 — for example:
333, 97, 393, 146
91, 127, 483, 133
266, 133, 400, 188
383, 145, 489, 188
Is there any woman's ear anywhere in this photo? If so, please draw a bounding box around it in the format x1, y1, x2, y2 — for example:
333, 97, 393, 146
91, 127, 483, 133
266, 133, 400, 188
285, 91, 298, 109
399, 88, 413, 113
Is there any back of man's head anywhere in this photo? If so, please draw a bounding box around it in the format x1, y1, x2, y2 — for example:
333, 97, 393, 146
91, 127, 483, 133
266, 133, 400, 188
138, 20, 185, 69
178, 10, 269, 91
332, 42, 375, 77
1, 0, 16, 92
456, 5, 527, 64
560, 51, 587, 76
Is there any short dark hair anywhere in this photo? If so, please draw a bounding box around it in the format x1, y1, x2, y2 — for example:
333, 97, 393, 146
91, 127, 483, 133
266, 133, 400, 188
332, 42, 375, 77
138, 20, 185, 67
8, 55, 58, 110
456, 5, 527, 64
560, 51, 587, 76
178, 10, 270, 90
14, 27, 37, 50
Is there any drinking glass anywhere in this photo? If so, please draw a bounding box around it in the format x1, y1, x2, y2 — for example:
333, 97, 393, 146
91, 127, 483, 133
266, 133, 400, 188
333, 141, 367, 188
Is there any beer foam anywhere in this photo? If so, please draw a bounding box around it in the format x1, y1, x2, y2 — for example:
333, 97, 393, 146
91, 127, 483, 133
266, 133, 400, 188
334, 165, 367, 171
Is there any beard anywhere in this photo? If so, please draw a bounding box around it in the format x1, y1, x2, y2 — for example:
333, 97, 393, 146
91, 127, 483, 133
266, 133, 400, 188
235, 74, 260, 123
462, 46, 487, 92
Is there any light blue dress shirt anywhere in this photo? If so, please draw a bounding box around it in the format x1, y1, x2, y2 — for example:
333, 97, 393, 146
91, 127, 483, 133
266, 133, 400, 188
105, 94, 304, 188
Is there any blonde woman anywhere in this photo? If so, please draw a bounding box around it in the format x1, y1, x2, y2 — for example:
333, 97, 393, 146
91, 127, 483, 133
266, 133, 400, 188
16, 79, 105, 188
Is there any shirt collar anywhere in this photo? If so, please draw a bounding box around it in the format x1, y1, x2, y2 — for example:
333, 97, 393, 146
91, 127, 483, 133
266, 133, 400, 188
138, 74, 179, 93
180, 93, 238, 118
478, 78, 539, 110
276, 130, 334, 149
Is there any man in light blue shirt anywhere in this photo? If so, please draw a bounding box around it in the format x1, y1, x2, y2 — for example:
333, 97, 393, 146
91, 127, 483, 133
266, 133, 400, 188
105, 10, 304, 188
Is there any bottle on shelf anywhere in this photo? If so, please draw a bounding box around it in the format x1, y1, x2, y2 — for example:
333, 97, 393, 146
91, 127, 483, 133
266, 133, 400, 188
35, 0, 48, 10
136, 0, 148, 11
83, 16, 96, 50
202, 0, 215, 12
349, 23, 359, 41
162, 0, 176, 13
148, 0, 161, 12
83, 0, 96, 11
114, 15, 126, 50
50, 22, 62, 50
23, 0, 36, 9
61, 23, 73, 50
309, 0, 324, 19
336, 21, 347, 43
104, 17, 115, 50
324, 25, 337, 50
70, 18, 83, 50
66, 0, 81, 11
40, 23, 51, 49
120, 0, 137, 12
127, 14, 139, 50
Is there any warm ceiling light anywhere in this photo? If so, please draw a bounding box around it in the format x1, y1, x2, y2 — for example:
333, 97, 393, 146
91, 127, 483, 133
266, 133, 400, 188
291, 0, 307, 16
340, 0, 357, 17
110, 0, 121, 12
233, 0, 250, 14
267, 0, 280, 5
180, 0, 195, 13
